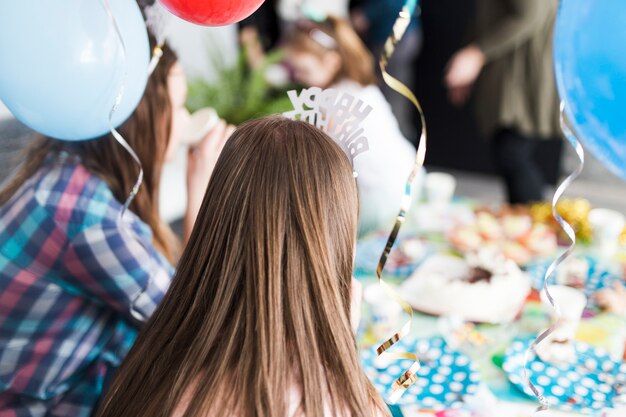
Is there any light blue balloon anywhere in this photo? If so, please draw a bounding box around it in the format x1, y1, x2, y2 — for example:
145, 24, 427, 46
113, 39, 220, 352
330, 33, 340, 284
554, 0, 626, 180
0, 0, 150, 141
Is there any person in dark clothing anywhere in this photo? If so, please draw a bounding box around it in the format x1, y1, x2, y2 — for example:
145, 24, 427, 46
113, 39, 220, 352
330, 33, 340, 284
351, 0, 423, 142
239, 0, 281, 52
444, 0, 561, 204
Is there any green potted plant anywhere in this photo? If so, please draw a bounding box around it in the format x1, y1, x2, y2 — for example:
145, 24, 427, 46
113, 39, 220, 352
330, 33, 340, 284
186, 45, 296, 125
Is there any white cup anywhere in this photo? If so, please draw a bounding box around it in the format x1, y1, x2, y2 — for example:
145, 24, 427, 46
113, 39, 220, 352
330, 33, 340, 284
589, 208, 625, 257
363, 285, 402, 341
425, 172, 456, 206
540, 285, 587, 341
182, 107, 219, 145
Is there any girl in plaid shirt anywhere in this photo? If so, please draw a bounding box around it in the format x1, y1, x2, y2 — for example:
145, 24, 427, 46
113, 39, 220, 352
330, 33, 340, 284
0, 41, 232, 416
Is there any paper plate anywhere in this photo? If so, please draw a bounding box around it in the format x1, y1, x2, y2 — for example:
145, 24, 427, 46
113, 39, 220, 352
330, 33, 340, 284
399, 255, 530, 324
503, 338, 626, 413
361, 337, 480, 409
526, 257, 621, 310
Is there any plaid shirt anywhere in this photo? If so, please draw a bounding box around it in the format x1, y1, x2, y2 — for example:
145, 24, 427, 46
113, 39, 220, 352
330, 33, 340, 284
0, 154, 174, 416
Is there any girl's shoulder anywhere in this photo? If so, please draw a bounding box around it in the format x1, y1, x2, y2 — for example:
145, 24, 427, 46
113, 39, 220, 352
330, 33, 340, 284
13, 154, 140, 237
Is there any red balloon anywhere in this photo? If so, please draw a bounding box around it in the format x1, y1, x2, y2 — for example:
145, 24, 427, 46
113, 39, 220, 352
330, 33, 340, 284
160, 0, 265, 26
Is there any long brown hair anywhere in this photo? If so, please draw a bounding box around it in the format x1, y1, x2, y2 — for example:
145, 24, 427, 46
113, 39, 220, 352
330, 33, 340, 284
288, 16, 377, 86
0, 41, 180, 263
95, 116, 390, 417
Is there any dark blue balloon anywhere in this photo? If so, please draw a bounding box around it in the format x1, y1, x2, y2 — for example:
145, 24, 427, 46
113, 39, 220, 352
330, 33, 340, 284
555, 0, 626, 180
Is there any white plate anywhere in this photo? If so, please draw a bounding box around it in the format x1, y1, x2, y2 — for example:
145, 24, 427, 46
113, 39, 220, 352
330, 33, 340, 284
400, 255, 530, 323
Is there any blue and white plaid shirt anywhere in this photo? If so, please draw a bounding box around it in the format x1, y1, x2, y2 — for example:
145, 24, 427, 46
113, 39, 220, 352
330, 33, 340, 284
0, 154, 174, 416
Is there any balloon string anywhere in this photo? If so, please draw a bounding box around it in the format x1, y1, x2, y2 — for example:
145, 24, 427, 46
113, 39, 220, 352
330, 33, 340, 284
103, 0, 151, 322
375, 0, 425, 404
102, 0, 144, 218
523, 102, 585, 412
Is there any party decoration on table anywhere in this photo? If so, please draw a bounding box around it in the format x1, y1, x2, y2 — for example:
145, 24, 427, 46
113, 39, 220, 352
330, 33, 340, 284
449, 209, 558, 265
412, 202, 476, 237
526, 256, 622, 315
554, 0, 626, 181
595, 283, 626, 317
159, 0, 265, 26
400, 251, 530, 324
537, 285, 588, 365
372, 0, 425, 403
504, 338, 626, 413
0, 0, 150, 141
530, 199, 593, 244
355, 235, 431, 278
448, 324, 490, 349
438, 317, 518, 399
361, 337, 480, 409
619, 229, 626, 248
284, 87, 372, 167
523, 105, 585, 412
438, 316, 494, 354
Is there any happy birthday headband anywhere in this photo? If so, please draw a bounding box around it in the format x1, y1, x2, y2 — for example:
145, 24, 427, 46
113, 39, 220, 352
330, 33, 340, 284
283, 87, 371, 169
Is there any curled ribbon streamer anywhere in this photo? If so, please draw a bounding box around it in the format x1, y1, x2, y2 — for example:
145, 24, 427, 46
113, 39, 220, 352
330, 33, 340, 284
103, 0, 149, 321
375, 0, 427, 404
102, 0, 144, 216
523, 102, 585, 412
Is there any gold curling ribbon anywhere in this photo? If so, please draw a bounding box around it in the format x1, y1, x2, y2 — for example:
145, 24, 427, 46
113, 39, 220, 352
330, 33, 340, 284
375, 0, 427, 404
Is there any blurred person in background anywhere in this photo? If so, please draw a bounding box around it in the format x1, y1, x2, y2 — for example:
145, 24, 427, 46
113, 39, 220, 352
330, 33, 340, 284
239, 0, 281, 68
286, 16, 416, 236
351, 0, 422, 143
444, 0, 560, 204
278, 0, 349, 23
239, 0, 350, 68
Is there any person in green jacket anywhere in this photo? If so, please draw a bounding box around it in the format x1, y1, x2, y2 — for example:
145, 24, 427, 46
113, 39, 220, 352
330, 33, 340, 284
445, 0, 560, 204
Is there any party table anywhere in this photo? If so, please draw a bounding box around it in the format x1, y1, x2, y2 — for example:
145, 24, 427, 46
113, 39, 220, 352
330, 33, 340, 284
355, 200, 626, 417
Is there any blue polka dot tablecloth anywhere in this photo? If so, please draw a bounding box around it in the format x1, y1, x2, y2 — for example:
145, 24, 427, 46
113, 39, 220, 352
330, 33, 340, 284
360, 336, 480, 409
526, 256, 620, 308
503, 338, 626, 414
355, 235, 432, 278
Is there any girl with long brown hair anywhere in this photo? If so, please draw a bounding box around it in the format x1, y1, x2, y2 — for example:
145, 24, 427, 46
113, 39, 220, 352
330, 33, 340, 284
95, 116, 390, 417
285, 16, 417, 236
0, 40, 232, 416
